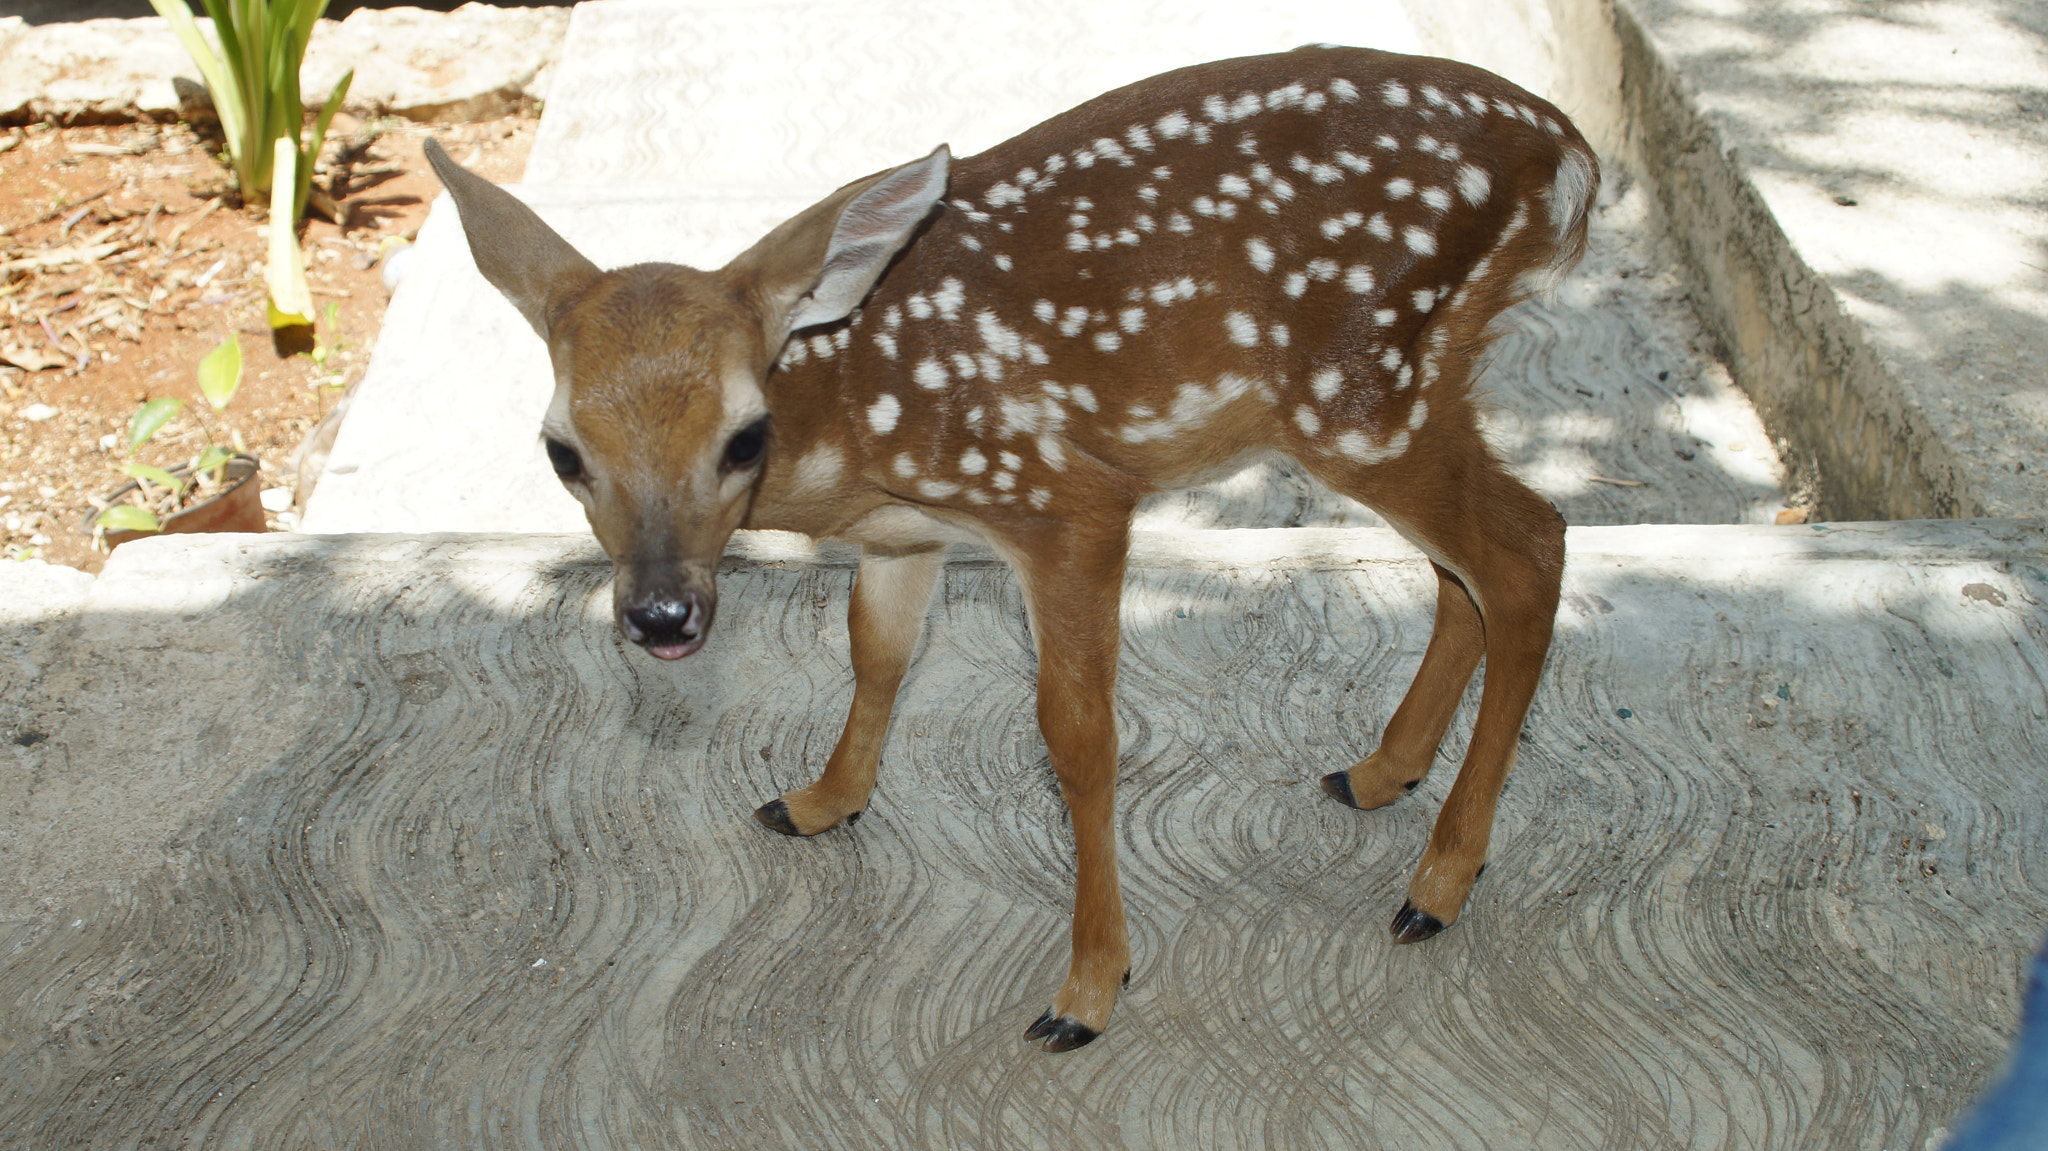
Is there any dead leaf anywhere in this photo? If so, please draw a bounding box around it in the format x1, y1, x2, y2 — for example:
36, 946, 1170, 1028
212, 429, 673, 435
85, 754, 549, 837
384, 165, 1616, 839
0, 242, 124, 275
1774, 507, 1810, 525
0, 345, 68, 372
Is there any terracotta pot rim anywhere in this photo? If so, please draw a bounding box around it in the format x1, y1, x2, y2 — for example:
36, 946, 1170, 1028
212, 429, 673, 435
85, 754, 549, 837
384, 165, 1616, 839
81, 452, 264, 542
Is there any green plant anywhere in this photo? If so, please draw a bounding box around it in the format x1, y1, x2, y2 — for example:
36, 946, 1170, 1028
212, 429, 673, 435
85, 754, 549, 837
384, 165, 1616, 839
148, 0, 353, 225
95, 335, 245, 535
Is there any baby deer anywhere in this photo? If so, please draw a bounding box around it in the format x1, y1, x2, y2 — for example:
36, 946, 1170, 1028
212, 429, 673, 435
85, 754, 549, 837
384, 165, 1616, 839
426, 45, 1597, 1052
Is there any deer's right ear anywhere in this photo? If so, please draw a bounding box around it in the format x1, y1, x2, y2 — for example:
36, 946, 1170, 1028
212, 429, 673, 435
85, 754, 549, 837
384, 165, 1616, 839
735, 145, 951, 342
423, 138, 600, 342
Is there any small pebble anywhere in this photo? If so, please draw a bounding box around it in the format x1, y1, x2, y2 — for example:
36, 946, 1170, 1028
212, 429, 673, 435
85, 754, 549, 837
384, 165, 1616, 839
259, 486, 294, 512
21, 403, 56, 422
98, 432, 118, 450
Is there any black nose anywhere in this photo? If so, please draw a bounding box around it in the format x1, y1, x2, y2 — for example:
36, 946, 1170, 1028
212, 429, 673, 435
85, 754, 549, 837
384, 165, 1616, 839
622, 594, 707, 651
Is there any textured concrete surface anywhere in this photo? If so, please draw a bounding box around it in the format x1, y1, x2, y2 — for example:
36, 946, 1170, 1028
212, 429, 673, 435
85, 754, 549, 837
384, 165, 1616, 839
1616, 0, 2048, 522
0, 4, 568, 124
2, 522, 2044, 1148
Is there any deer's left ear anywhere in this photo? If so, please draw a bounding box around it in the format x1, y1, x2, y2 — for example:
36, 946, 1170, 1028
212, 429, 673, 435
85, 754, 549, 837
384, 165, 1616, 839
733, 145, 951, 342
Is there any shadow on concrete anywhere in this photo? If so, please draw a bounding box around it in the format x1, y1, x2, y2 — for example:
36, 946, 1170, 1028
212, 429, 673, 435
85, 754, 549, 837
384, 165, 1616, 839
0, 524, 2042, 1147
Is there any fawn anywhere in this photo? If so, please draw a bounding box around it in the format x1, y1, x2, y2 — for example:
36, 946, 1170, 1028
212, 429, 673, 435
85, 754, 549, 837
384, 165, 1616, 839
425, 45, 1597, 1052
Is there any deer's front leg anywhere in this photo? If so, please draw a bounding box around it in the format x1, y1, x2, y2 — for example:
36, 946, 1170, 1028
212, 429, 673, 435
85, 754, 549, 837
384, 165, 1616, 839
1014, 527, 1132, 1053
755, 547, 944, 837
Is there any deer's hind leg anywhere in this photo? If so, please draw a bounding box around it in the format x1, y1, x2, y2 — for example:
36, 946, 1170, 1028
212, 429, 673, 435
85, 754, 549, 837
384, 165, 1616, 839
755, 546, 944, 837
1305, 401, 1564, 944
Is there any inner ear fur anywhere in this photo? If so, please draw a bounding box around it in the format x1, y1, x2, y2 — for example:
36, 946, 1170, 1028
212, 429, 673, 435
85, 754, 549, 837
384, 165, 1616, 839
732, 145, 952, 341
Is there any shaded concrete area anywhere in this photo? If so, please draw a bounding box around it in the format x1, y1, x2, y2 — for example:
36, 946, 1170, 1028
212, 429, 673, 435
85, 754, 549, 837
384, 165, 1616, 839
1, 524, 2043, 1147
1615, 0, 2048, 521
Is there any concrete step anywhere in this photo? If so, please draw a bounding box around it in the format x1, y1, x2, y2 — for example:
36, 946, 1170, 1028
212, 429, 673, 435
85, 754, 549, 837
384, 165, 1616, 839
1, 520, 2042, 1146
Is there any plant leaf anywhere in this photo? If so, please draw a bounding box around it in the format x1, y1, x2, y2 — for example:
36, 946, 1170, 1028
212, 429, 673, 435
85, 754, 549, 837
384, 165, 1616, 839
128, 396, 184, 451
121, 462, 188, 494
97, 505, 162, 534
267, 137, 316, 330
198, 335, 242, 410
146, 0, 244, 176
193, 445, 234, 478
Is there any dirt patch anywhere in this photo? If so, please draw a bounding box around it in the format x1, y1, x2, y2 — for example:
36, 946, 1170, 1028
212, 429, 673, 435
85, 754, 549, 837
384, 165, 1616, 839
0, 111, 534, 573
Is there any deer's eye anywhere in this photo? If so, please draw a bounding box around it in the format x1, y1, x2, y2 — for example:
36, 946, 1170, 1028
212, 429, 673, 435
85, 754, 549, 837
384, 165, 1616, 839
723, 416, 769, 471
544, 437, 583, 480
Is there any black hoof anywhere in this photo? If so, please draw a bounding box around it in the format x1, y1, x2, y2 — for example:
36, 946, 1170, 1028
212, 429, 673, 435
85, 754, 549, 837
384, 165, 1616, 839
845, 809, 863, 826
1024, 1009, 1101, 1053
1401, 778, 1421, 792
1390, 900, 1447, 944
1319, 770, 1359, 808
753, 799, 802, 837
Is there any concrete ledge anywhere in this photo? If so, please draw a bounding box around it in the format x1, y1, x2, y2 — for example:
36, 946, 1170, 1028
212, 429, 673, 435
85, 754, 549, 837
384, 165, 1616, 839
0, 4, 568, 126
1610, 0, 2047, 522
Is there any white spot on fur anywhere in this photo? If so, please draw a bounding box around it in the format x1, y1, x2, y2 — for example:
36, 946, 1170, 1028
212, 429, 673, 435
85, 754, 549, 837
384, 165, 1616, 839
1345, 265, 1375, 293
1412, 288, 1438, 311
960, 447, 988, 475
995, 254, 1013, 272
977, 310, 1024, 359
1246, 237, 1276, 272
1331, 77, 1360, 102
1284, 271, 1308, 298
1409, 398, 1430, 430
1381, 347, 1404, 372
1168, 213, 1194, 233
1126, 125, 1154, 152
1307, 258, 1339, 281
1033, 299, 1056, 324
1157, 110, 1192, 138
893, 452, 918, 478
1059, 307, 1087, 339
1373, 308, 1397, 326
1093, 330, 1122, 353
1386, 177, 1413, 200
1403, 226, 1437, 255
917, 478, 961, 499
1367, 213, 1393, 241
1376, 134, 1399, 151
1312, 367, 1344, 401
1224, 311, 1260, 346
1069, 384, 1099, 412
913, 358, 948, 390
1037, 434, 1067, 470
1294, 405, 1322, 436
933, 279, 966, 320
1421, 186, 1452, 212
1458, 164, 1492, 206
1120, 373, 1258, 442
1118, 307, 1147, 333
791, 442, 844, 495
960, 234, 982, 251
1269, 323, 1290, 346
1219, 174, 1253, 198
1380, 81, 1410, 107
1336, 428, 1409, 464
907, 293, 933, 321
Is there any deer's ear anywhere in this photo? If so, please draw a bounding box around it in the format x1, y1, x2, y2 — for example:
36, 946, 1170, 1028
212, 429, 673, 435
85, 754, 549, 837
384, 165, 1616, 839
735, 145, 951, 341
424, 138, 600, 342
